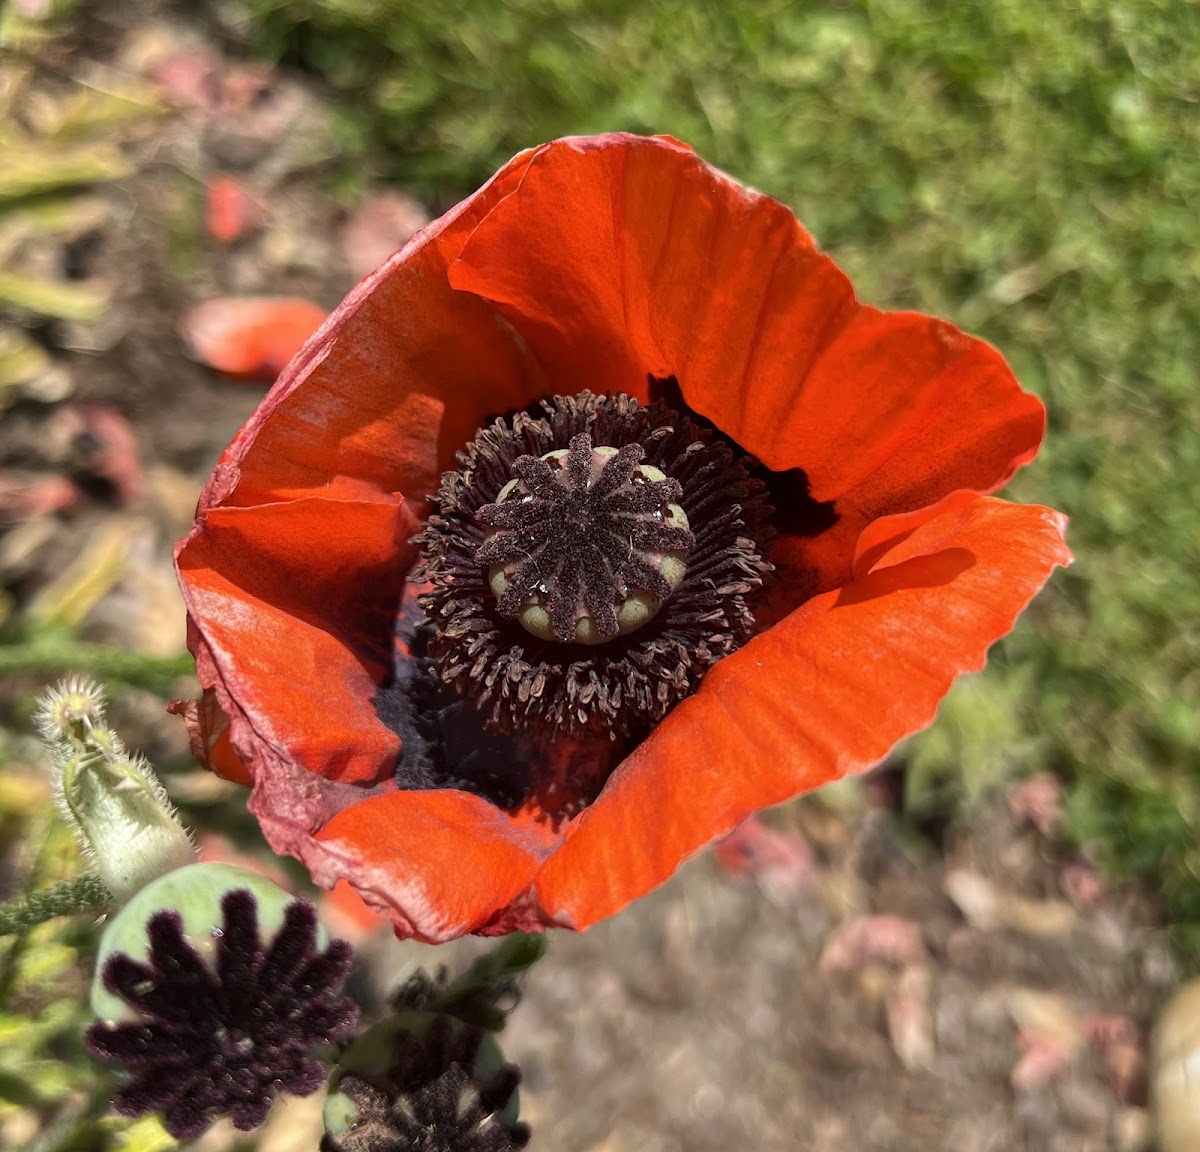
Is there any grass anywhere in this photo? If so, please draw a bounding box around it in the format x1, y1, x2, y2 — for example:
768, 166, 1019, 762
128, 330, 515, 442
244, 0, 1200, 947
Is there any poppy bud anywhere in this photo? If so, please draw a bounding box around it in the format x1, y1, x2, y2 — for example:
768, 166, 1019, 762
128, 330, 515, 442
323, 1012, 528, 1152
36, 678, 195, 903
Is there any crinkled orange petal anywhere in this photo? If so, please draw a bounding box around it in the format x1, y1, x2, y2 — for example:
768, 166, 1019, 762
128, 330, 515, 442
323, 879, 388, 942
166, 687, 251, 786
533, 495, 1071, 930
180, 297, 328, 381
175, 492, 418, 787
449, 135, 1045, 592
448, 134, 698, 402
765, 310, 1045, 595
202, 148, 547, 515
311, 790, 555, 943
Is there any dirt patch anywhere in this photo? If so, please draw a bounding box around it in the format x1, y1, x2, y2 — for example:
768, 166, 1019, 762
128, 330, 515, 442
483, 799, 1168, 1152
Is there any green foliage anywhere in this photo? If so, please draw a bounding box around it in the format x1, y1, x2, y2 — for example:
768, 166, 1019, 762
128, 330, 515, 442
0, 812, 110, 1150
0, 876, 109, 938
245, 0, 1200, 940
905, 669, 1049, 813
427, 932, 549, 1033
0, 623, 194, 697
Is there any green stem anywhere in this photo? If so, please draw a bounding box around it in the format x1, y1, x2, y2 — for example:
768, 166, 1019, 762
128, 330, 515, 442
0, 875, 110, 935
0, 637, 193, 691
430, 932, 549, 1031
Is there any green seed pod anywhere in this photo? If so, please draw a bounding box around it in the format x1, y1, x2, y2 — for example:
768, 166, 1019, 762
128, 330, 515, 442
91, 861, 326, 1023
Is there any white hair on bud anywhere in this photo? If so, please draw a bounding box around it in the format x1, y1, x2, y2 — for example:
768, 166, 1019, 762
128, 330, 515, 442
35, 677, 196, 903
34, 676, 107, 746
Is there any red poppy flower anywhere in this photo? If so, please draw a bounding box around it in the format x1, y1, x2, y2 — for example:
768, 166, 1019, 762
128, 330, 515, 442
174, 134, 1070, 943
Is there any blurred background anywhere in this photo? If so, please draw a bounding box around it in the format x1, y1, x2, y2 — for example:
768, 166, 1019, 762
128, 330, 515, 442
0, 0, 1196, 1149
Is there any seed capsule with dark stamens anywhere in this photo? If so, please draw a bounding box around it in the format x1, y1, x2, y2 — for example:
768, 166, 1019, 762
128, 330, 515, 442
413, 390, 774, 737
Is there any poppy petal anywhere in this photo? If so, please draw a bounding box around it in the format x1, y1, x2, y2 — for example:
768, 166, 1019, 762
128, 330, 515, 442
180, 297, 328, 381
166, 687, 251, 786
201, 147, 547, 516
765, 312, 1045, 596
448, 134, 695, 402
309, 790, 555, 943
204, 174, 262, 245
176, 492, 418, 786
533, 494, 1070, 930
322, 879, 386, 942
449, 135, 1044, 591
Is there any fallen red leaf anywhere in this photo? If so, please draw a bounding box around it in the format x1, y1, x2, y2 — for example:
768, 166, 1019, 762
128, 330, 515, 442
819, 915, 927, 972
152, 52, 220, 113
1011, 1026, 1073, 1091
1007, 771, 1063, 835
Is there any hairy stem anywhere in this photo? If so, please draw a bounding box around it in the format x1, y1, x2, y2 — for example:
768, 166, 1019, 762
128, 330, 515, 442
0, 875, 110, 936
